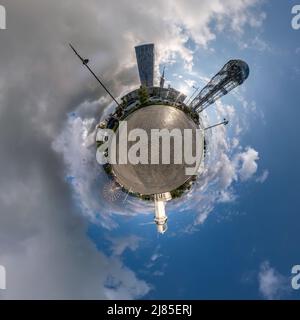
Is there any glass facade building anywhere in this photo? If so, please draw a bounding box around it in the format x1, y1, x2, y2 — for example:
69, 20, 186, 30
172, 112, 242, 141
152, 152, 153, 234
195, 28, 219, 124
135, 43, 155, 87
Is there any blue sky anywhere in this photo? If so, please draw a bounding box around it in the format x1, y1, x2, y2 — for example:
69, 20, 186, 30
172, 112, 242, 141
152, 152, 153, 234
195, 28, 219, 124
86, 1, 300, 299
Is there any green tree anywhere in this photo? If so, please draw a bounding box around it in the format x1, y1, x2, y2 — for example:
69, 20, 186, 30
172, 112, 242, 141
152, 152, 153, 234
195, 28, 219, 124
138, 85, 149, 105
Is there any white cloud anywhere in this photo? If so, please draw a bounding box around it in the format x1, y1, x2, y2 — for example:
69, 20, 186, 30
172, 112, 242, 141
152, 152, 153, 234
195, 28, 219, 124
103, 258, 151, 300
52, 112, 155, 228
184, 79, 197, 88
256, 170, 269, 183
238, 34, 270, 52
218, 153, 238, 189
258, 261, 289, 300
151, 253, 162, 262
0, 171, 150, 300
171, 100, 261, 227
238, 147, 259, 181
108, 235, 142, 256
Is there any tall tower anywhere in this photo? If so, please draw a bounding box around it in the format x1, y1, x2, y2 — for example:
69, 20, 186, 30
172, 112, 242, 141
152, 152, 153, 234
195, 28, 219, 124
135, 43, 155, 87
160, 67, 165, 89
190, 60, 249, 112
154, 194, 170, 234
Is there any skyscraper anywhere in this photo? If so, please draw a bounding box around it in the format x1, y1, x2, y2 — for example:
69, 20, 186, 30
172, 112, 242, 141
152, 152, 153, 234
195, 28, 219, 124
135, 43, 154, 87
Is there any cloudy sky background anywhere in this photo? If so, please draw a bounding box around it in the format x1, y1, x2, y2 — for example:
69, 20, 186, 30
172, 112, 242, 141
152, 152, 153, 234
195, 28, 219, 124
0, 0, 300, 299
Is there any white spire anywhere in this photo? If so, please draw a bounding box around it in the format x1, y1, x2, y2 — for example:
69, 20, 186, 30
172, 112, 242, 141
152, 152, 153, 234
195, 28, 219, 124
154, 194, 170, 234
160, 66, 165, 89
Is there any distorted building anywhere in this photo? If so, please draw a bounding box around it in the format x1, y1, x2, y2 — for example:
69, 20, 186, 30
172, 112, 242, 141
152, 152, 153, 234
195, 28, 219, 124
135, 43, 155, 87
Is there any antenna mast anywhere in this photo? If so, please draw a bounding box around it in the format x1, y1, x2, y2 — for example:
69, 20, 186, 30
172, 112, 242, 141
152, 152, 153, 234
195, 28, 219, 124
204, 119, 229, 131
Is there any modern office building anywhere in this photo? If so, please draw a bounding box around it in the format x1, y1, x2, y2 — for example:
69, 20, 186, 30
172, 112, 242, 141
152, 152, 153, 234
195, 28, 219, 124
135, 43, 155, 87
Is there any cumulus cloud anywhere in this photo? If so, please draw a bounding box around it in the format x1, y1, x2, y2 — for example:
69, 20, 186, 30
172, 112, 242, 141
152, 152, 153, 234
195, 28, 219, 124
258, 261, 289, 300
238, 147, 259, 181
52, 110, 155, 227
0, 0, 265, 298
256, 170, 269, 183
170, 100, 261, 228
144, 246, 167, 277
108, 236, 142, 256
0, 163, 150, 299
151, 253, 163, 262
103, 258, 151, 300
